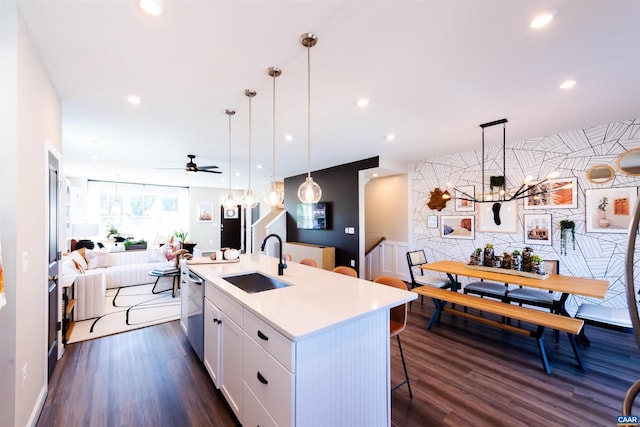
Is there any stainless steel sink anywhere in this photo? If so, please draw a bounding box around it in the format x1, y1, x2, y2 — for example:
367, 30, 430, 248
222, 272, 290, 293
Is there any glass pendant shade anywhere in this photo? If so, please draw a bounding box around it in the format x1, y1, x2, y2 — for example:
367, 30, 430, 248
297, 176, 322, 204
223, 194, 236, 210
243, 189, 258, 209
267, 182, 282, 207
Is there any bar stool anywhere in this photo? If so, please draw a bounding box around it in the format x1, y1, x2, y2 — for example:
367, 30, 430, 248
374, 276, 413, 398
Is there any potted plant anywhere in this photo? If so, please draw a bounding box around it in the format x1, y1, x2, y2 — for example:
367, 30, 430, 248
106, 225, 125, 242
124, 239, 147, 251
530, 254, 545, 275
598, 196, 610, 227
483, 244, 495, 267
560, 220, 576, 255
174, 229, 188, 243
512, 249, 522, 271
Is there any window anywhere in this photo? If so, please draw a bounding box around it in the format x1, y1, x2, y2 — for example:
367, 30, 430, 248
87, 181, 189, 243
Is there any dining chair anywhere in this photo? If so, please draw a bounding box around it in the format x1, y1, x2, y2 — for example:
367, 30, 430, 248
299, 258, 318, 267
506, 260, 561, 341
332, 266, 357, 277
406, 250, 451, 305
373, 276, 413, 398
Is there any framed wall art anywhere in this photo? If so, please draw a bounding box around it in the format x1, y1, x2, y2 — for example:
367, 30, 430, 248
197, 202, 214, 222
455, 185, 475, 212
427, 215, 438, 228
441, 215, 474, 240
585, 187, 638, 233
477, 201, 518, 233
524, 213, 552, 246
524, 177, 578, 209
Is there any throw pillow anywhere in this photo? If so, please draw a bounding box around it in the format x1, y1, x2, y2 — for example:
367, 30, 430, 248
68, 249, 89, 271
148, 246, 167, 263
72, 259, 85, 274
61, 259, 78, 276
165, 245, 177, 261
85, 249, 109, 269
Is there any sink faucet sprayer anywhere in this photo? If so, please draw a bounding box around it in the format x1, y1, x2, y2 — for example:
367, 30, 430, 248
260, 234, 287, 276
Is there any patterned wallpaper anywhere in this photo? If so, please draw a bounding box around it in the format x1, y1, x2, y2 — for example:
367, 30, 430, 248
410, 118, 640, 313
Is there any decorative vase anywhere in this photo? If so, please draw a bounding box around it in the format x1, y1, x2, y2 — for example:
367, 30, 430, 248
182, 242, 197, 254
599, 218, 610, 227
512, 253, 522, 271
501, 252, 512, 270
484, 247, 495, 267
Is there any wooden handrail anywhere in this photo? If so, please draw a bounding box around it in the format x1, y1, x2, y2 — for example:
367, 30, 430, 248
365, 237, 386, 257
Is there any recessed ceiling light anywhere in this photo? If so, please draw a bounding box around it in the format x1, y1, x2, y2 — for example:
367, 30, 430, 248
356, 98, 369, 108
372, 173, 379, 178
530, 12, 555, 29
136, 0, 166, 17
385, 134, 395, 141
235, 171, 241, 177
560, 79, 576, 89
126, 95, 142, 105
256, 164, 263, 169
284, 134, 293, 142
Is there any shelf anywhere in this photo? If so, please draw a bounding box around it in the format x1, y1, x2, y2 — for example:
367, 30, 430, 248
66, 299, 76, 316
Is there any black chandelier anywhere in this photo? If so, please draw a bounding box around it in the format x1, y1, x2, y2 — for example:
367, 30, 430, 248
449, 118, 562, 205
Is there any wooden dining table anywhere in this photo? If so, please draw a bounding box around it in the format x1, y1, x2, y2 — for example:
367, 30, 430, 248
420, 260, 608, 299
418, 260, 610, 372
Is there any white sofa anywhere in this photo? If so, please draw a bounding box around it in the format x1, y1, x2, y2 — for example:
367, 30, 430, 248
63, 248, 176, 321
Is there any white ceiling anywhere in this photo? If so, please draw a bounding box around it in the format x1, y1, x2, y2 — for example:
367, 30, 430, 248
18, 0, 640, 190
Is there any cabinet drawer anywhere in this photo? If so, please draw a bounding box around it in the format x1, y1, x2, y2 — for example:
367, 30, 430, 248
244, 310, 295, 372
205, 282, 243, 326
243, 333, 294, 427
242, 383, 278, 427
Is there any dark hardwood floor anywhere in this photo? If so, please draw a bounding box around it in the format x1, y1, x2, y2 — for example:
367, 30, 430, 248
38, 300, 640, 427
37, 321, 239, 427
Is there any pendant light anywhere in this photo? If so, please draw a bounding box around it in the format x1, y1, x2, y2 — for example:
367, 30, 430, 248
297, 33, 322, 204
243, 89, 258, 208
266, 66, 283, 207
222, 109, 237, 210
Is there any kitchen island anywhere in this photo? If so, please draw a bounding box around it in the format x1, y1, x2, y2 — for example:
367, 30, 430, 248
185, 253, 416, 427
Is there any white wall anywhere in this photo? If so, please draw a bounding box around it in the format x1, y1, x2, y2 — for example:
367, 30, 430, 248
0, 4, 62, 426
365, 174, 408, 250
410, 118, 640, 314
0, 3, 19, 425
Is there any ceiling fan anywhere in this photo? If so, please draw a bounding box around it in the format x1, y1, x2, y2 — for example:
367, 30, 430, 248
161, 154, 222, 174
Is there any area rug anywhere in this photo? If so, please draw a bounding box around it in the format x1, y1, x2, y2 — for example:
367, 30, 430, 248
67, 282, 180, 343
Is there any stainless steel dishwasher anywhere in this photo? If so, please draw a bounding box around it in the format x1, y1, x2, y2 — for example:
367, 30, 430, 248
185, 269, 204, 361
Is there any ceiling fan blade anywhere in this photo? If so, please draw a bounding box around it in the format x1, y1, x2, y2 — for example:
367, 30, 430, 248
197, 165, 219, 169
198, 169, 222, 174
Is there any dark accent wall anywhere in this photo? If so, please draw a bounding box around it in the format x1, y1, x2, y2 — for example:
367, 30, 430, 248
284, 157, 379, 271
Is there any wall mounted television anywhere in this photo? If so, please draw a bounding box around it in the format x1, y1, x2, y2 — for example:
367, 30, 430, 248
296, 202, 327, 230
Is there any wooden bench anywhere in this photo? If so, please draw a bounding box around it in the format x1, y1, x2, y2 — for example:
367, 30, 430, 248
413, 286, 585, 374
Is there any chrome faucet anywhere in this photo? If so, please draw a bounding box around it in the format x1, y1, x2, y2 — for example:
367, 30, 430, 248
260, 233, 287, 276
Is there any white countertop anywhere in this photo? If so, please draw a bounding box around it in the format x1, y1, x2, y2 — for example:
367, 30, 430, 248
187, 253, 417, 341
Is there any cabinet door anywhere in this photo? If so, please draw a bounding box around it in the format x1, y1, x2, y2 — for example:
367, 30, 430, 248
204, 298, 221, 388
221, 312, 243, 422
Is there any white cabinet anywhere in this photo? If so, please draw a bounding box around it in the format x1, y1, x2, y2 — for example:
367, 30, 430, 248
203, 298, 221, 387
243, 311, 294, 426
204, 282, 243, 423
220, 310, 243, 420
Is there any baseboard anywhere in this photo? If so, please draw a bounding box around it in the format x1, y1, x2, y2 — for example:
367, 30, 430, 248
27, 385, 47, 427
